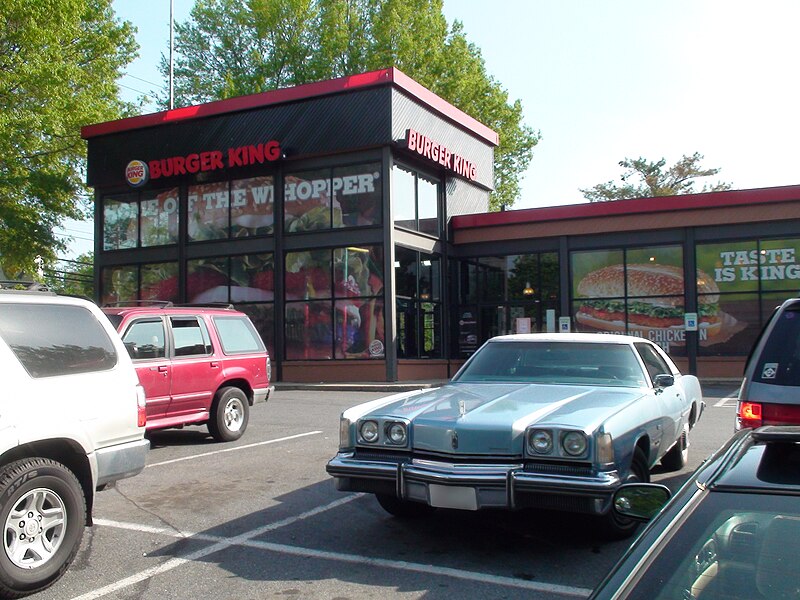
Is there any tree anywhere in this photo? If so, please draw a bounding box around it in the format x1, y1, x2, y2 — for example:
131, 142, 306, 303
0, 0, 137, 276
580, 153, 732, 202
158, 0, 538, 211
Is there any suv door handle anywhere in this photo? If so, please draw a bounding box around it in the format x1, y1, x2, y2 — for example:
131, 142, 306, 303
210, 362, 220, 368
158, 366, 168, 372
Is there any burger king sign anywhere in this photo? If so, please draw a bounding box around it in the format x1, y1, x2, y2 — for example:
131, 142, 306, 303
125, 160, 149, 188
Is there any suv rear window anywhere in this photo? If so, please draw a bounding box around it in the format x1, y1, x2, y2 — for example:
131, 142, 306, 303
753, 305, 800, 386
213, 316, 265, 354
0, 304, 117, 377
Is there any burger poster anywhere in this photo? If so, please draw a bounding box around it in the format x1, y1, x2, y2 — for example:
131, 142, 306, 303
571, 247, 733, 354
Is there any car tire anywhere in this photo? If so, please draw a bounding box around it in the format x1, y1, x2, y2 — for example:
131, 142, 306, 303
208, 387, 250, 442
597, 448, 650, 540
0, 458, 86, 598
661, 424, 689, 471
375, 494, 435, 518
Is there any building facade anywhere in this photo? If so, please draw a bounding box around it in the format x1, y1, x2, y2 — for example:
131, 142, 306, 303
83, 69, 800, 382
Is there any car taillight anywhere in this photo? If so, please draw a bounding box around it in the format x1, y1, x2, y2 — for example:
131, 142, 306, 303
266, 355, 272, 383
136, 384, 147, 428
737, 401, 762, 429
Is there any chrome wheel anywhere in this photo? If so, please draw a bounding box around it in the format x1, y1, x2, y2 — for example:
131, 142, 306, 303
4, 488, 66, 569
223, 397, 245, 432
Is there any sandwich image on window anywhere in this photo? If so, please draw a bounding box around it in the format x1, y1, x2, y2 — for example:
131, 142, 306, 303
574, 264, 722, 337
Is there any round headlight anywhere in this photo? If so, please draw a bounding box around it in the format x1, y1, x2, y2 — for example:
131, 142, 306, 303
562, 431, 587, 456
529, 429, 553, 454
387, 422, 407, 445
360, 420, 379, 443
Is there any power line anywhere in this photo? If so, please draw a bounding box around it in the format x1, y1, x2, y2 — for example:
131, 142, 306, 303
118, 83, 152, 96
121, 72, 168, 91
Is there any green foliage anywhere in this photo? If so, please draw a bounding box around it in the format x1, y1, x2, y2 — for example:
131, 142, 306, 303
0, 0, 137, 275
580, 153, 732, 202
44, 252, 95, 298
159, 0, 538, 211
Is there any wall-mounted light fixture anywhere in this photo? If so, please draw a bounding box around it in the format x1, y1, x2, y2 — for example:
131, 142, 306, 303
523, 281, 534, 296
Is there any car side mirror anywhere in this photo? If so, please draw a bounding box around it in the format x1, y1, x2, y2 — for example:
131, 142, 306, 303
653, 373, 675, 389
612, 483, 671, 521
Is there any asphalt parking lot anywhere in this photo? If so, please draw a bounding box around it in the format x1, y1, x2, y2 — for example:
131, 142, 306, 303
31, 383, 740, 600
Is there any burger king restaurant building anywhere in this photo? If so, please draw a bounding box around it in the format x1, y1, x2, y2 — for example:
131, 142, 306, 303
82, 68, 800, 382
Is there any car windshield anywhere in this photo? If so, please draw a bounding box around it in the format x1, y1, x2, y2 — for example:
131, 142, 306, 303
452, 341, 645, 387
621, 491, 800, 600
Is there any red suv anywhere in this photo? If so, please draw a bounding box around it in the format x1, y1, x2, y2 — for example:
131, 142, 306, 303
102, 303, 272, 442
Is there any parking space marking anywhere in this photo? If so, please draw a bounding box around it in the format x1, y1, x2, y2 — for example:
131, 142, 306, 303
146, 430, 323, 468
75, 494, 361, 600
89, 497, 591, 599
714, 392, 738, 408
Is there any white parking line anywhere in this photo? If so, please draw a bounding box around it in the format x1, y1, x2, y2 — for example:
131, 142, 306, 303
146, 431, 322, 468
714, 392, 738, 408
87, 497, 591, 599
75, 494, 361, 600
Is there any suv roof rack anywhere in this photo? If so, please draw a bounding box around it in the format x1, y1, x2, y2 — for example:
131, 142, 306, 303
174, 302, 235, 310
103, 300, 174, 307
0, 280, 52, 293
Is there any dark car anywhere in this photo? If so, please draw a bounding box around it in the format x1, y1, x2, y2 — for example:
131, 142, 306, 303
591, 426, 800, 600
102, 302, 272, 442
737, 297, 800, 429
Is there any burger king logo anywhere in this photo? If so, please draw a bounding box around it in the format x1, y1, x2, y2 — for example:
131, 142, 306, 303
125, 160, 149, 188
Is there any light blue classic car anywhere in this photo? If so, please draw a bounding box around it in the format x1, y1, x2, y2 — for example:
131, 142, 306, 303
326, 333, 705, 538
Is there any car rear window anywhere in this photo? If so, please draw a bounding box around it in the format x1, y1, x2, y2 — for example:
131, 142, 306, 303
213, 316, 266, 354
0, 303, 118, 377
752, 305, 800, 386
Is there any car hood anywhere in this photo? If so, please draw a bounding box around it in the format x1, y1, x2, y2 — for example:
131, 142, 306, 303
368, 382, 645, 455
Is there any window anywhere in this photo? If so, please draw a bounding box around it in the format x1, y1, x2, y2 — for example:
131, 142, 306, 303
285, 245, 385, 360
571, 245, 685, 355
101, 262, 179, 305
122, 319, 166, 360
186, 253, 274, 304
396, 247, 442, 358
188, 182, 230, 241
696, 238, 800, 356
103, 190, 179, 250
455, 252, 560, 357
392, 164, 440, 235
635, 342, 672, 381
213, 316, 265, 354
171, 317, 212, 357
285, 163, 382, 232
0, 304, 117, 377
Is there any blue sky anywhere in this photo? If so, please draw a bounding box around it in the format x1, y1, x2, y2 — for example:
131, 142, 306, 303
59, 0, 800, 257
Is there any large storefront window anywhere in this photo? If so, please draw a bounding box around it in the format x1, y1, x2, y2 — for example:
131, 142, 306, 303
455, 252, 559, 357
696, 238, 800, 356
396, 247, 442, 358
284, 163, 382, 232
185, 253, 274, 303
392, 164, 440, 236
101, 262, 179, 305
103, 189, 180, 250
571, 246, 686, 354
284, 246, 384, 360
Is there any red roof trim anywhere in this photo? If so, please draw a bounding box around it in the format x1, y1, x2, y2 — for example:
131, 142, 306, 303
451, 185, 800, 229
81, 68, 498, 145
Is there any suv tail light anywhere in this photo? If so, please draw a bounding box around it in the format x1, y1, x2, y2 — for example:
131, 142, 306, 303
266, 354, 272, 383
737, 401, 762, 429
737, 401, 800, 429
136, 384, 147, 428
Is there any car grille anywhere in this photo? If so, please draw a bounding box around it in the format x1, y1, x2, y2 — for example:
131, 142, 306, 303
523, 461, 593, 477
516, 493, 596, 513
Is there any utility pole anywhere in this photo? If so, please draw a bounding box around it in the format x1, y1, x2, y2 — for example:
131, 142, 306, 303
169, 0, 174, 110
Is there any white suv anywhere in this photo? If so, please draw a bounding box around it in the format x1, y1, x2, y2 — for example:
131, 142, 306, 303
0, 283, 149, 597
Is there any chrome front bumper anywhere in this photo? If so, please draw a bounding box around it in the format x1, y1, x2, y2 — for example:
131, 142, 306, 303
326, 453, 622, 514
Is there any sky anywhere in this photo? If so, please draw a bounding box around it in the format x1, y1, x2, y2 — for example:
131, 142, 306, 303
58, 0, 800, 257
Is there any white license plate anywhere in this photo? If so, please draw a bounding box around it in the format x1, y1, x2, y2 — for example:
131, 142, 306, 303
428, 484, 478, 510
